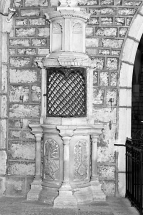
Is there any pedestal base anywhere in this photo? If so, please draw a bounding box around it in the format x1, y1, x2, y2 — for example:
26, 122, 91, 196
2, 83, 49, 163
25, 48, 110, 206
39, 186, 59, 205
90, 180, 106, 201
74, 186, 93, 204
27, 179, 42, 201
54, 190, 77, 208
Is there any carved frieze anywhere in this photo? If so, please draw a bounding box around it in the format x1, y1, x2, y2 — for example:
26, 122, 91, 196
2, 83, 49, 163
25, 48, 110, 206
74, 140, 88, 181
44, 139, 60, 181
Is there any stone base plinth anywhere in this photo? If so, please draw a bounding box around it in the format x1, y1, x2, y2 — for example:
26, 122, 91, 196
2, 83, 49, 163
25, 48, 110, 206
27, 179, 42, 201
39, 186, 59, 205
90, 180, 106, 201
73, 186, 93, 204
54, 190, 77, 208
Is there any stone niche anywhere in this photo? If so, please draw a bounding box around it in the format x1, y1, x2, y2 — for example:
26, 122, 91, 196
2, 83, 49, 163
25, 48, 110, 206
27, 1, 106, 208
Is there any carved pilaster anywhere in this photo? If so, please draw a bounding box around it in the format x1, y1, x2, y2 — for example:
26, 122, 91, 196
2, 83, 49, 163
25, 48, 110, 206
54, 126, 77, 208
27, 125, 43, 201
90, 135, 106, 201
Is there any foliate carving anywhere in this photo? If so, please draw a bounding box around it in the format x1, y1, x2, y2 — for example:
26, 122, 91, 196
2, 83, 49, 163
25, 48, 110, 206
72, 23, 82, 33
74, 140, 88, 181
44, 139, 60, 180
53, 23, 62, 34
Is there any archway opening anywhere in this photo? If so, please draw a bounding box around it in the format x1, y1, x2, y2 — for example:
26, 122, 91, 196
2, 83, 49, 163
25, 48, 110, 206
132, 36, 143, 139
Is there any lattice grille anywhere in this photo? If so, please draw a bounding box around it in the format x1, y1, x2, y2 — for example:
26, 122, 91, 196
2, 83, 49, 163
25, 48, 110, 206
46, 68, 86, 117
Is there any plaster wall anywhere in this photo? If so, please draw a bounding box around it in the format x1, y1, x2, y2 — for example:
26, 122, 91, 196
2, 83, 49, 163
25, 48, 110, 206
0, 0, 143, 197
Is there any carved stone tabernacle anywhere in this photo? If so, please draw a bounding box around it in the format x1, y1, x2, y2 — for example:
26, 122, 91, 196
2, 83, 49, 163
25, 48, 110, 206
27, 2, 106, 207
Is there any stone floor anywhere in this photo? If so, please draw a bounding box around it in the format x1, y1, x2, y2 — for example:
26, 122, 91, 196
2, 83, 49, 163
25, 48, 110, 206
0, 196, 140, 215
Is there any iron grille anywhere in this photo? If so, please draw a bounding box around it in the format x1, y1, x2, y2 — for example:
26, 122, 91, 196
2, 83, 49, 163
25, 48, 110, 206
46, 67, 86, 117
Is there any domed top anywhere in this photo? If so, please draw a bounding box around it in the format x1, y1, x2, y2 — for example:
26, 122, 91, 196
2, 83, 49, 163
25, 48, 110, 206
59, 0, 78, 7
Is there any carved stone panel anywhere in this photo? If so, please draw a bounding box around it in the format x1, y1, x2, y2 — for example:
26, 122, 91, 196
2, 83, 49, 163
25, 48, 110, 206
44, 138, 60, 181
70, 135, 90, 184
74, 140, 88, 180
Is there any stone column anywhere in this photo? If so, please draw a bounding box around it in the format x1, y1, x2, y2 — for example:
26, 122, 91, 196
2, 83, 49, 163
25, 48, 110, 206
27, 125, 43, 201
54, 126, 77, 208
90, 135, 106, 201
91, 135, 98, 181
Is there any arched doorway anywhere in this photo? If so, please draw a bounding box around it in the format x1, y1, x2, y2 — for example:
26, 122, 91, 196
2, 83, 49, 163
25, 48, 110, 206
118, 3, 143, 196
132, 36, 143, 139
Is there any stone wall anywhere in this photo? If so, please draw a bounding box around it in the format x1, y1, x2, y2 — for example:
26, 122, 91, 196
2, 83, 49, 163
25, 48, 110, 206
1, 0, 143, 197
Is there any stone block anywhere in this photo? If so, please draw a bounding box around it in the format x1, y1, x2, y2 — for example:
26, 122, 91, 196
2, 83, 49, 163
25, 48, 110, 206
24, 0, 48, 6
106, 89, 117, 106
93, 88, 104, 105
2, 65, 8, 93
31, 38, 47, 46
119, 88, 131, 107
88, 17, 99, 25
9, 104, 40, 118
9, 49, 16, 55
111, 72, 117, 86
97, 146, 115, 163
0, 177, 6, 196
86, 27, 94, 36
85, 38, 99, 47
92, 107, 117, 123
0, 151, 7, 174
9, 119, 39, 129
10, 86, 29, 103
95, 27, 117, 37
22, 130, 35, 140
100, 72, 109, 86
93, 70, 98, 86
0, 120, 7, 149
99, 49, 110, 55
37, 28, 50, 37
98, 165, 115, 180
31, 85, 41, 101
86, 48, 98, 55
17, 48, 36, 55
29, 18, 46, 26
38, 48, 49, 55
9, 142, 35, 160
128, 14, 143, 41
9, 119, 21, 128
101, 0, 114, 5
115, 17, 125, 26
117, 8, 136, 16
14, 0, 23, 7
124, 1, 141, 6
10, 69, 37, 83
111, 50, 120, 56
119, 27, 127, 37
9, 39, 30, 47
119, 63, 133, 87
21, 9, 40, 17
15, 18, 28, 26
102, 39, 123, 48
101, 181, 115, 196
106, 58, 118, 70
2, 33, 8, 63
15, 28, 36, 37
101, 17, 113, 25
115, 0, 122, 5
122, 38, 138, 64
100, 8, 115, 15
9, 130, 21, 140
1, 96, 7, 118
10, 57, 31, 68
85, 0, 98, 5
7, 162, 35, 175
126, 17, 132, 26
5, 176, 33, 197
91, 57, 104, 70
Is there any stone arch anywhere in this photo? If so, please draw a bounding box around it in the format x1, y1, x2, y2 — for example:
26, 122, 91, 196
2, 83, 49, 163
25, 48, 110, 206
117, 3, 143, 196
